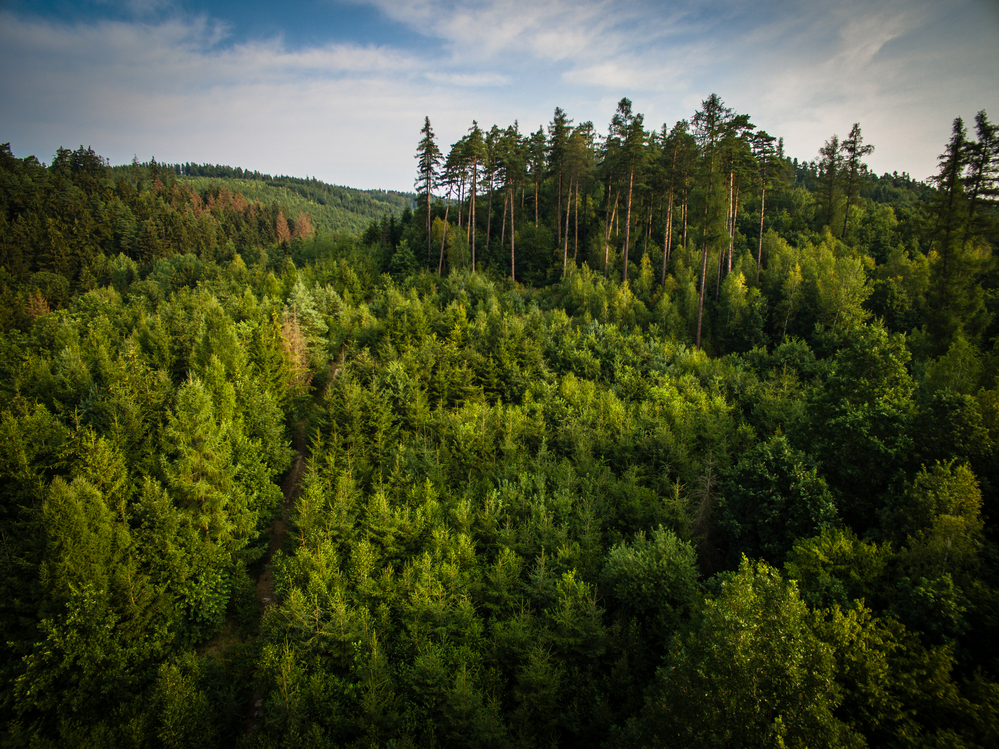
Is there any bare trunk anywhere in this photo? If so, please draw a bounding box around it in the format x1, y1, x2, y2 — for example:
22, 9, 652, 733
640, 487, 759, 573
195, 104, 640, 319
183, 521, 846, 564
696, 164, 715, 349
501, 188, 508, 249
438, 193, 451, 276
604, 190, 619, 277
426, 194, 433, 262
729, 183, 740, 272
510, 186, 516, 282
621, 168, 635, 283
486, 173, 494, 248
470, 158, 478, 272
682, 198, 689, 249
534, 176, 539, 224
573, 180, 580, 263
662, 183, 674, 285
696, 233, 709, 349
556, 173, 563, 247
644, 203, 652, 260
726, 171, 735, 274
757, 180, 766, 283
562, 174, 573, 276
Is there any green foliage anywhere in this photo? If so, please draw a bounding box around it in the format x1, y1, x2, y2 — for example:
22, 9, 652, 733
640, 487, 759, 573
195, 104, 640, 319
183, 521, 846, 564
721, 434, 838, 565
601, 526, 698, 652
634, 558, 857, 748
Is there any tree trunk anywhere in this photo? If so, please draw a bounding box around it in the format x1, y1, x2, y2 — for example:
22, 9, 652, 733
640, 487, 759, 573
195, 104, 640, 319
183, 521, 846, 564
510, 186, 516, 282
757, 179, 766, 283
469, 158, 478, 272
438, 195, 451, 276
623, 167, 636, 283
426, 194, 433, 262
696, 164, 715, 349
556, 173, 563, 247
573, 180, 580, 263
682, 198, 689, 249
728, 182, 740, 273
534, 176, 540, 224
604, 190, 619, 277
486, 173, 494, 248
726, 171, 735, 274
562, 174, 573, 276
501, 188, 508, 249
662, 183, 674, 285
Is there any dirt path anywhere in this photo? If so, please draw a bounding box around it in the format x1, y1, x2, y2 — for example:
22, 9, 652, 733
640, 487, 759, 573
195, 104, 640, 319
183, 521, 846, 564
244, 420, 308, 733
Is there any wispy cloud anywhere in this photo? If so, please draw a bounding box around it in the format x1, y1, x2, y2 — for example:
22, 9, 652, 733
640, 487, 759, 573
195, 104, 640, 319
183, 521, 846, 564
1, 0, 996, 189
0, 11, 436, 186
426, 72, 511, 87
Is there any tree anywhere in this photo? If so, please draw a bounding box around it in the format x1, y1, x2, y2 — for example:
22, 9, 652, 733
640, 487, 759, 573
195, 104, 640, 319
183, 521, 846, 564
751, 130, 783, 282
600, 526, 698, 643
497, 124, 525, 281
548, 107, 573, 250
721, 434, 838, 564
692, 94, 737, 348
609, 98, 647, 284
659, 120, 695, 284
817, 134, 843, 231
839, 123, 874, 238
464, 122, 486, 271
275, 211, 291, 246
927, 117, 991, 348
635, 558, 856, 748
415, 116, 442, 262
564, 122, 595, 270
527, 127, 547, 225
964, 110, 999, 243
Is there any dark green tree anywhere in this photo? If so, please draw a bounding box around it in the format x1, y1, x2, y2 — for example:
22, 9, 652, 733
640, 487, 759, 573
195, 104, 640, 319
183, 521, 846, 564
415, 116, 441, 263
839, 123, 874, 238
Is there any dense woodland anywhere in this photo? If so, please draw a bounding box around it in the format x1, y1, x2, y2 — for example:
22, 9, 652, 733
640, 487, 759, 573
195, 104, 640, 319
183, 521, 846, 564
1, 92, 999, 748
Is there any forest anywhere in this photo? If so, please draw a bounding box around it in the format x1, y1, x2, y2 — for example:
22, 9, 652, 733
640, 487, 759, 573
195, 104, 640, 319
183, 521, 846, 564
0, 91, 998, 748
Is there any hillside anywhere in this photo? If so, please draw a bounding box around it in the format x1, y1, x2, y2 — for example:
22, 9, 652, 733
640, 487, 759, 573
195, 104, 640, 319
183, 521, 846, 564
115, 160, 414, 236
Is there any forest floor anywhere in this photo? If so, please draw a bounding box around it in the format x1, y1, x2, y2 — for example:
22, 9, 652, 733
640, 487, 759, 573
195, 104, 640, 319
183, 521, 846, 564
243, 419, 309, 734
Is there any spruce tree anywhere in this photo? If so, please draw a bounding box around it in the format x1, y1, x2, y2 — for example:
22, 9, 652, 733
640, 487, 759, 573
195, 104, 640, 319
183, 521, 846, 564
415, 117, 442, 262
840, 123, 874, 237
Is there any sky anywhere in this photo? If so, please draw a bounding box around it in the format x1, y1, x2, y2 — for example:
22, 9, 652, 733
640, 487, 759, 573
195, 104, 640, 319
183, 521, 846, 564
1, 0, 997, 192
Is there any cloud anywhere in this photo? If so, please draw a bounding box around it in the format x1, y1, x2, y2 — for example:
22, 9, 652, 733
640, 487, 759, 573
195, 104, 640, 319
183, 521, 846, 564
1, 0, 997, 190
425, 72, 511, 87
0, 11, 436, 188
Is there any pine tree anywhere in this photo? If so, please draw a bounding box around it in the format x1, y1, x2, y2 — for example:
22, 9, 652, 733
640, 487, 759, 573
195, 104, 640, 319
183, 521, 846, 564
548, 108, 572, 250
609, 98, 647, 283
415, 117, 442, 262
465, 122, 486, 272
692, 94, 735, 348
817, 134, 843, 231
840, 123, 875, 237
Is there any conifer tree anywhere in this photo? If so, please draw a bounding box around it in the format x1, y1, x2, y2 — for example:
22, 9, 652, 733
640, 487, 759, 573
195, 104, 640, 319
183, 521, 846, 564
548, 108, 572, 249
609, 98, 647, 283
817, 134, 843, 231
692, 94, 735, 348
465, 122, 486, 272
840, 123, 875, 237
415, 117, 441, 261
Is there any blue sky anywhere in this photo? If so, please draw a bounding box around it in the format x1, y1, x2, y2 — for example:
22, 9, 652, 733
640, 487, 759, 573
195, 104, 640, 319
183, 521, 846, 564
2, 0, 997, 191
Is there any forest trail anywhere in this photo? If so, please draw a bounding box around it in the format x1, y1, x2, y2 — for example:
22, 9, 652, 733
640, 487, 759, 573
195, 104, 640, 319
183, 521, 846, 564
244, 419, 308, 734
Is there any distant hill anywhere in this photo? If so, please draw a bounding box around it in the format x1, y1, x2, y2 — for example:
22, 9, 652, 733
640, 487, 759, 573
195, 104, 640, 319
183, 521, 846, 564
114, 161, 415, 236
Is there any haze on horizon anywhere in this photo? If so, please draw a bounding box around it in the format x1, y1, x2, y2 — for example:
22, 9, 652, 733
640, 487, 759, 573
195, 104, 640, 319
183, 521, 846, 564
1, 0, 997, 192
